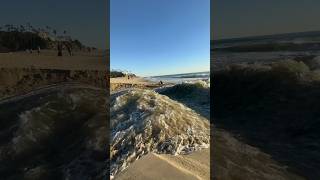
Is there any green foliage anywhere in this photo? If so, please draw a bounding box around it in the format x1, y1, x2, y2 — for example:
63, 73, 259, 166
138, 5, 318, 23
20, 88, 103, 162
110, 71, 125, 78
0, 31, 48, 52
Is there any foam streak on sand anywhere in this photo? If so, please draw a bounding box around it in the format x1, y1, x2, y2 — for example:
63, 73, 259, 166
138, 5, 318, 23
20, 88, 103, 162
154, 152, 209, 180
116, 149, 210, 180
153, 154, 202, 180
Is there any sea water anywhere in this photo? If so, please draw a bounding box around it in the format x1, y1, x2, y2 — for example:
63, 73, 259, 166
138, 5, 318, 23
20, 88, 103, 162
146, 71, 210, 84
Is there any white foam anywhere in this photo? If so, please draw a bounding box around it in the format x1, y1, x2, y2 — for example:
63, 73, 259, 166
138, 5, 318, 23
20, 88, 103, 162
110, 89, 210, 177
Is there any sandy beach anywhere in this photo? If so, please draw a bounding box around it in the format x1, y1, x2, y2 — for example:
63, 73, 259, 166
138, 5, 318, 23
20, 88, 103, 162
116, 149, 210, 180
0, 50, 109, 178
0, 50, 107, 70
110, 76, 151, 85
0, 50, 108, 99
110, 76, 166, 91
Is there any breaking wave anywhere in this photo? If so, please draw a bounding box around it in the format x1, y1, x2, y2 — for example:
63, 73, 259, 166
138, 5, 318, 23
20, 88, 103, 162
158, 81, 210, 119
0, 86, 108, 179
110, 89, 210, 178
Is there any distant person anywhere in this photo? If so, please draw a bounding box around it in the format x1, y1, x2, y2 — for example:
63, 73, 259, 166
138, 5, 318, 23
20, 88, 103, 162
37, 46, 41, 55
65, 42, 73, 56
160, 80, 163, 85
57, 42, 62, 56
67, 46, 73, 56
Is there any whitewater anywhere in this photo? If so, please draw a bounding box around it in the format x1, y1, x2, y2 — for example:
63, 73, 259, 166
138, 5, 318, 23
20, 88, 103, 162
110, 81, 210, 178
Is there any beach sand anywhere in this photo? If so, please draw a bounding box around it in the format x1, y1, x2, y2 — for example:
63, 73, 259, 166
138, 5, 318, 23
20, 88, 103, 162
115, 128, 304, 180
0, 50, 108, 99
0, 50, 107, 70
116, 148, 210, 180
0, 50, 109, 178
110, 76, 151, 85
110, 76, 166, 91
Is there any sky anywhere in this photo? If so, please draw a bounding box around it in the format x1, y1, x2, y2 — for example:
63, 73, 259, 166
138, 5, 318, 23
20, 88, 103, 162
212, 0, 320, 40
111, 0, 210, 76
0, 0, 107, 49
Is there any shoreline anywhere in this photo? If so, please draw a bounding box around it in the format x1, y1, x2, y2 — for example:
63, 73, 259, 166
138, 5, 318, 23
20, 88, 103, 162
110, 82, 211, 180
110, 76, 169, 92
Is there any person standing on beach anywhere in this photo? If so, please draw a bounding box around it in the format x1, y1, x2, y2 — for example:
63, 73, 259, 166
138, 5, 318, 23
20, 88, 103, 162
66, 43, 73, 56
57, 42, 62, 56
37, 46, 41, 55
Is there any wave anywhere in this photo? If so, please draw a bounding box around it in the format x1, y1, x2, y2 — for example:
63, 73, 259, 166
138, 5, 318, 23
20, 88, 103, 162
151, 72, 209, 79
0, 87, 108, 179
158, 74, 209, 79
213, 42, 320, 52
147, 72, 210, 84
158, 81, 210, 119
110, 89, 210, 178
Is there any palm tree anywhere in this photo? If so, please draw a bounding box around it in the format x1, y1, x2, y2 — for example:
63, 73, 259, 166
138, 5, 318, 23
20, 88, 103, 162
5, 24, 10, 31
46, 25, 51, 35
20, 25, 25, 32
53, 29, 57, 37
26, 23, 31, 32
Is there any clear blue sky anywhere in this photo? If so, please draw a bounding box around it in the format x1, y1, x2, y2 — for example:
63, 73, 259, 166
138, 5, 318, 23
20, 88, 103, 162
212, 0, 320, 40
111, 0, 210, 76
0, 0, 107, 49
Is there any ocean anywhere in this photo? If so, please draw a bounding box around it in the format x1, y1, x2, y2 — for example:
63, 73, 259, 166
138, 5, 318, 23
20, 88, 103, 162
212, 31, 320, 69
146, 71, 210, 84
212, 31, 320, 179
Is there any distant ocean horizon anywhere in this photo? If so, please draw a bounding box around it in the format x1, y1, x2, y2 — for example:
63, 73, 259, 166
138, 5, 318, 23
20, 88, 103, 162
145, 71, 210, 84
212, 31, 320, 70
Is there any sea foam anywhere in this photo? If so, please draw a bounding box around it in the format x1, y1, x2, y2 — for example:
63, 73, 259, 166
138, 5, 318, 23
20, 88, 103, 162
110, 89, 210, 177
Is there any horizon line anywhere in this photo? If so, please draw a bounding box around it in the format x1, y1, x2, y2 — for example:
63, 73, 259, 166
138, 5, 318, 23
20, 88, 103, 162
143, 70, 210, 77
212, 29, 320, 42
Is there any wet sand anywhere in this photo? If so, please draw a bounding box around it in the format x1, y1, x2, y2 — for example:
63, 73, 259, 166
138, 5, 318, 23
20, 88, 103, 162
116, 128, 304, 180
116, 149, 210, 180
